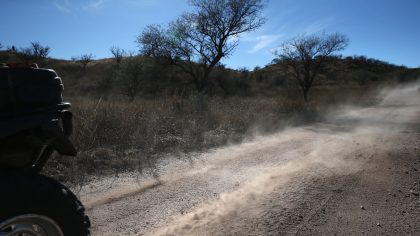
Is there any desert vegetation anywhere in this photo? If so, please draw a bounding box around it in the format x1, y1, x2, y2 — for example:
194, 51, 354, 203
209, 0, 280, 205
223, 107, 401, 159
1, 44, 418, 186
274, 32, 349, 102
1, 0, 419, 187
138, 0, 265, 92
36, 52, 417, 187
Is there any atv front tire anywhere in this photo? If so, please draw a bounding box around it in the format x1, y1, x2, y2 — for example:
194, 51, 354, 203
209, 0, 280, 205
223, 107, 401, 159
0, 174, 90, 236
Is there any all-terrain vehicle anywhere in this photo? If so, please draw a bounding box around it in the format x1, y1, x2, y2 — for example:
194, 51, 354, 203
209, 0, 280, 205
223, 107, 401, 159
0, 63, 90, 235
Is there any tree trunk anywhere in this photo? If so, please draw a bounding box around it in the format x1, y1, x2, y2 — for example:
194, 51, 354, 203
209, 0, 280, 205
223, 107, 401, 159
194, 76, 202, 91
302, 84, 310, 103
303, 90, 309, 103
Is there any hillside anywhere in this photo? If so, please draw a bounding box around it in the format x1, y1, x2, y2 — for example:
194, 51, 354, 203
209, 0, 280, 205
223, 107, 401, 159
1, 49, 419, 184
1, 50, 419, 99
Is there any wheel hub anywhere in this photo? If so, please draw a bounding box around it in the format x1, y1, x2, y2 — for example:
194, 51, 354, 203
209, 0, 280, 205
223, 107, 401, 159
0, 214, 63, 236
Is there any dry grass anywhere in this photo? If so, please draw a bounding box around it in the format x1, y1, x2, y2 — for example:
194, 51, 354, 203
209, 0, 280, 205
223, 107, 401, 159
1, 51, 414, 186
43, 87, 376, 185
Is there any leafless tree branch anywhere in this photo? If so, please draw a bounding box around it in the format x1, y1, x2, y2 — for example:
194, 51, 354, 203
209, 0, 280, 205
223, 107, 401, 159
138, 0, 266, 91
274, 32, 349, 102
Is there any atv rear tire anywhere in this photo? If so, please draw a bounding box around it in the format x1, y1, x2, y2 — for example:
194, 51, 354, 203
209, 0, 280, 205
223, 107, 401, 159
0, 174, 90, 236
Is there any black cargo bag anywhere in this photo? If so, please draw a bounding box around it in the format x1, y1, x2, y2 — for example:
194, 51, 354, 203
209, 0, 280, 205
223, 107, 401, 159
0, 67, 64, 114
0, 66, 68, 138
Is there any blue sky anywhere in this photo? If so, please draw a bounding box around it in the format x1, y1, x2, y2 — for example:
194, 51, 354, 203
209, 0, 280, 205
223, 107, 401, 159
1, 0, 419, 69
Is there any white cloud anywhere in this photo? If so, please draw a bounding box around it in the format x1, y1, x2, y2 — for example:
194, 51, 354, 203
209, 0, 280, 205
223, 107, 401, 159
303, 17, 335, 35
82, 0, 105, 10
247, 34, 283, 54
120, 0, 157, 7
53, 0, 71, 13
52, 0, 106, 12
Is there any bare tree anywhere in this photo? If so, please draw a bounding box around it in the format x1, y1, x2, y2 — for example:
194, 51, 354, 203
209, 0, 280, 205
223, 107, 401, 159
18, 41, 50, 62
30, 41, 50, 59
0, 43, 3, 50
78, 53, 95, 69
110, 46, 126, 64
118, 56, 143, 102
138, 0, 266, 92
274, 32, 349, 102
239, 67, 250, 80
18, 48, 35, 62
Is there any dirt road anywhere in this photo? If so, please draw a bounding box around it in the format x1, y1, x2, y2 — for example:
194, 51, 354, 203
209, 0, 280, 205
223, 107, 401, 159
84, 83, 420, 235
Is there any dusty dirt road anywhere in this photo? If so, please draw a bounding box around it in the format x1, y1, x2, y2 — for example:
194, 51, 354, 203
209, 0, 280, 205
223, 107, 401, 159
84, 83, 420, 235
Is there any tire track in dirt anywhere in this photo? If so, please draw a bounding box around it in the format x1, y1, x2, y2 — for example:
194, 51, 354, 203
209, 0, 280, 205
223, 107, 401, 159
87, 81, 420, 236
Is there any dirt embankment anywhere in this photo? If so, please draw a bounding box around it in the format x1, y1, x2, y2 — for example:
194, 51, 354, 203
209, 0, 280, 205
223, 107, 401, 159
85, 82, 420, 236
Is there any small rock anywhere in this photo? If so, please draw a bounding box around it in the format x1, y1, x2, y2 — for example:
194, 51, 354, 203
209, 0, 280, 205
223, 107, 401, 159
410, 190, 419, 196
360, 205, 365, 210
377, 223, 381, 227
182, 224, 192, 230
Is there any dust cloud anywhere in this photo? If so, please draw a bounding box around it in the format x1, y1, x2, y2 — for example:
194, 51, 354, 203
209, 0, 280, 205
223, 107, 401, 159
85, 81, 420, 236
379, 81, 420, 106
149, 81, 420, 236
